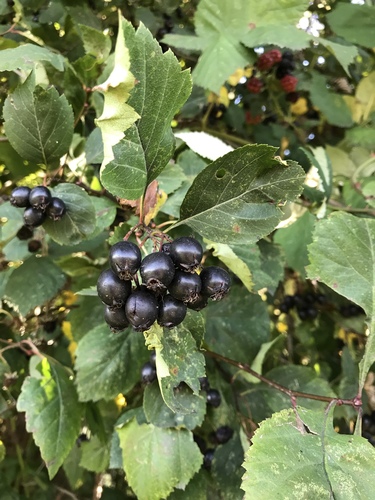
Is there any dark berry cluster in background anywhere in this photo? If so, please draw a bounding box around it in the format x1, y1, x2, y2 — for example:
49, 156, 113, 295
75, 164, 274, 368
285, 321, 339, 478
247, 49, 298, 96
10, 185, 66, 228
97, 236, 231, 333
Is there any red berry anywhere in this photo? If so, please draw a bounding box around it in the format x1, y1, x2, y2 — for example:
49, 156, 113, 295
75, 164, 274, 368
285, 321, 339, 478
245, 111, 263, 125
280, 75, 298, 93
246, 77, 263, 94
257, 52, 274, 71
268, 49, 282, 64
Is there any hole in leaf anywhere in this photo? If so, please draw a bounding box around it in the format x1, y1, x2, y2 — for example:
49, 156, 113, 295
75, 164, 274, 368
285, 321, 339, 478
215, 168, 226, 179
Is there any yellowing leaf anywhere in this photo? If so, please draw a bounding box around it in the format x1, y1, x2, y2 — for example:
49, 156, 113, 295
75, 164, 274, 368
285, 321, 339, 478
93, 14, 140, 167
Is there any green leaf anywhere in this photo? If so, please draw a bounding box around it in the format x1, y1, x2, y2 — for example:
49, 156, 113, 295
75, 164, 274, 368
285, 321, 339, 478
67, 296, 105, 342
190, 0, 254, 93
117, 419, 202, 500
0, 44, 64, 72
318, 39, 358, 76
242, 406, 375, 499
17, 357, 82, 479
75, 323, 148, 402
326, 3, 375, 49
156, 161, 187, 195
89, 196, 117, 238
100, 19, 191, 199
174, 131, 234, 162
143, 381, 206, 430
306, 212, 375, 391
3, 76, 74, 165
0, 139, 39, 179
177, 144, 305, 245
0, 202, 24, 243
205, 286, 269, 364
204, 240, 254, 292
80, 435, 110, 473
63, 445, 85, 491
212, 434, 245, 499
241, 25, 311, 50
241, 336, 282, 384
249, 0, 310, 26
274, 211, 316, 276
145, 322, 205, 414
346, 127, 375, 149
307, 72, 353, 128
77, 24, 111, 62
162, 34, 205, 51
301, 147, 333, 199
94, 15, 140, 169
43, 183, 96, 245
4, 257, 65, 316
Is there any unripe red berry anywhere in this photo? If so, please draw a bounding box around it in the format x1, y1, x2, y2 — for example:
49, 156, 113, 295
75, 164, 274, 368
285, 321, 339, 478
280, 75, 298, 93
268, 49, 282, 64
246, 77, 263, 94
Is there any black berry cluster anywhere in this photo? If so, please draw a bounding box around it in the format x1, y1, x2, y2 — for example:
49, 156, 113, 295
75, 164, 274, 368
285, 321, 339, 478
199, 376, 222, 408
97, 237, 231, 333
193, 424, 234, 471
10, 185, 66, 228
279, 292, 326, 321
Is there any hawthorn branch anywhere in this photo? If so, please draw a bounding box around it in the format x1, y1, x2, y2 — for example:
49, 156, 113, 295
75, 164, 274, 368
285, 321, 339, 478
204, 349, 361, 408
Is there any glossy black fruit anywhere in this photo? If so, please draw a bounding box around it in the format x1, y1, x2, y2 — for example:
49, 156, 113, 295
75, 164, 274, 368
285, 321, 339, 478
200, 266, 230, 301
141, 361, 157, 384
23, 207, 46, 227
125, 289, 158, 332
199, 376, 210, 392
104, 306, 129, 331
110, 241, 142, 280
97, 269, 132, 308
140, 252, 175, 293
47, 197, 66, 220
28, 239, 42, 253
43, 320, 57, 334
169, 237, 203, 272
203, 449, 215, 470
187, 293, 208, 311
16, 225, 33, 240
10, 186, 31, 207
149, 350, 156, 367
158, 295, 187, 328
215, 425, 233, 444
206, 388, 221, 408
168, 271, 202, 303
29, 186, 52, 210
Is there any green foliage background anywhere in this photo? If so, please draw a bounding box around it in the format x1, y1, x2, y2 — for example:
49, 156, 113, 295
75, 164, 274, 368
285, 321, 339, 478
1, 0, 375, 499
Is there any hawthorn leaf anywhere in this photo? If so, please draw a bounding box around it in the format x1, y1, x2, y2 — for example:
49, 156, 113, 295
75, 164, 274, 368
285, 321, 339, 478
204, 240, 254, 292
326, 3, 375, 49
4, 257, 65, 317
205, 286, 269, 364
80, 436, 110, 473
241, 25, 311, 51
17, 357, 82, 479
3, 75, 74, 166
242, 407, 375, 499
0, 202, 24, 243
0, 44, 64, 72
307, 212, 375, 391
143, 381, 206, 430
117, 419, 202, 500
43, 183, 96, 245
144, 323, 205, 414
177, 144, 305, 245
174, 131, 234, 161
156, 162, 187, 195
77, 24, 111, 62
75, 323, 148, 402
249, 0, 310, 26
89, 196, 117, 238
94, 15, 140, 169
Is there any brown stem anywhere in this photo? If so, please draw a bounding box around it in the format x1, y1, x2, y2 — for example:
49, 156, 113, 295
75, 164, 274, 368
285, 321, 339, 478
204, 349, 361, 407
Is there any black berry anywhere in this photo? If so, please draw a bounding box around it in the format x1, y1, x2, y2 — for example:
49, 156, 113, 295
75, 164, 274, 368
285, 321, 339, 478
187, 293, 208, 311
168, 271, 202, 303
16, 225, 33, 240
47, 197, 66, 221
200, 266, 230, 301
29, 186, 52, 210
149, 350, 156, 367
110, 241, 142, 280
215, 425, 233, 444
158, 295, 187, 328
140, 252, 175, 293
206, 388, 221, 408
97, 269, 132, 308
104, 306, 129, 332
43, 320, 57, 334
199, 376, 210, 392
28, 239, 42, 253
125, 289, 158, 332
141, 361, 157, 384
10, 186, 31, 207
203, 449, 215, 470
23, 207, 46, 227
169, 237, 203, 273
